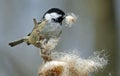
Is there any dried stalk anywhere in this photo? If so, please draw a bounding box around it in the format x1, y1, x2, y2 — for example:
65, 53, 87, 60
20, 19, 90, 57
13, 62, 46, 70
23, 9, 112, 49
38, 51, 108, 76
33, 18, 53, 63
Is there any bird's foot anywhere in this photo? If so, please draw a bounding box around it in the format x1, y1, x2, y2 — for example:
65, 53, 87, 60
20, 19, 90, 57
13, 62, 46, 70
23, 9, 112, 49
36, 39, 46, 48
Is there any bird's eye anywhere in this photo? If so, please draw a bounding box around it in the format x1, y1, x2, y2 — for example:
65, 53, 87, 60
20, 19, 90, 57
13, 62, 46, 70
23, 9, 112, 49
52, 18, 56, 22
52, 18, 60, 23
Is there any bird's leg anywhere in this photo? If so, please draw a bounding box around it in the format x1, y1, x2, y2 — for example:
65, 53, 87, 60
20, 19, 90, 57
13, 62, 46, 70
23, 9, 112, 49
35, 28, 46, 48
36, 35, 45, 47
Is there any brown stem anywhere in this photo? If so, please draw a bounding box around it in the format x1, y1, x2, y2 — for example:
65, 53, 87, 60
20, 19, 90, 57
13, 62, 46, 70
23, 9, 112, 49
40, 49, 52, 63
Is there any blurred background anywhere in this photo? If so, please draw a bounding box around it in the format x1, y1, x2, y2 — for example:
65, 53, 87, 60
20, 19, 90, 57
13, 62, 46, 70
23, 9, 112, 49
0, 0, 119, 76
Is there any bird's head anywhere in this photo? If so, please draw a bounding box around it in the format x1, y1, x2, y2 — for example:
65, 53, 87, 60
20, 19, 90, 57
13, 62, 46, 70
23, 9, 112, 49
43, 8, 65, 25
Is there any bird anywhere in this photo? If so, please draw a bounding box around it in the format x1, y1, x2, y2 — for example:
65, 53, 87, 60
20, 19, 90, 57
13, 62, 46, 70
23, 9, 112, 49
9, 8, 65, 58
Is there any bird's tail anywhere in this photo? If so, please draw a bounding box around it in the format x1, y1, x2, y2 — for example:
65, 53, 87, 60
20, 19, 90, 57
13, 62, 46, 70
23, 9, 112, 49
9, 37, 29, 47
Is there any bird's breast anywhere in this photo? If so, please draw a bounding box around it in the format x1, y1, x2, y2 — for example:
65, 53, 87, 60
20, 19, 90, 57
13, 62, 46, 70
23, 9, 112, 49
41, 23, 62, 38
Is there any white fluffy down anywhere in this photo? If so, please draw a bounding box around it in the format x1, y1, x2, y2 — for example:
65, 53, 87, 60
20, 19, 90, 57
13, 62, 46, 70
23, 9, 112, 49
39, 50, 108, 76
65, 13, 77, 27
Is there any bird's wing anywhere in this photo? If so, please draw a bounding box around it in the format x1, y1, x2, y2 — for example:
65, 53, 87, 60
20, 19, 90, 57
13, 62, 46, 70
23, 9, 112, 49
27, 19, 42, 36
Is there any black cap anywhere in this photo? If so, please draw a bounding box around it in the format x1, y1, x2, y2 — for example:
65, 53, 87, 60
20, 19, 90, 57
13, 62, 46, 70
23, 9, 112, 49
43, 8, 65, 24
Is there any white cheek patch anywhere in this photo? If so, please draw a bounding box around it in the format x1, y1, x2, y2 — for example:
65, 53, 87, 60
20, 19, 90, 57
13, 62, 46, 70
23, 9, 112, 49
44, 14, 51, 21
45, 12, 61, 22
